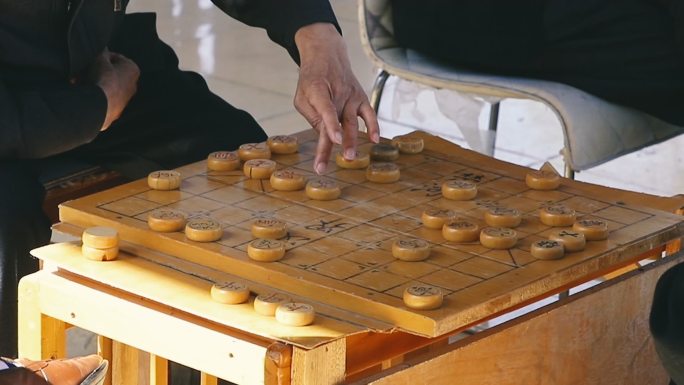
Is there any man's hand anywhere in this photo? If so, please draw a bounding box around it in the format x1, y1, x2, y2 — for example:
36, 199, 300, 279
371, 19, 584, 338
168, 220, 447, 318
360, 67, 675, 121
294, 23, 380, 174
86, 50, 140, 131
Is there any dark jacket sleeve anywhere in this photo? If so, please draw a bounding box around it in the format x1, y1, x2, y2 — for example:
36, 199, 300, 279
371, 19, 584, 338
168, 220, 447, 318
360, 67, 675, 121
209, 0, 341, 63
0, 79, 108, 159
646, 0, 684, 57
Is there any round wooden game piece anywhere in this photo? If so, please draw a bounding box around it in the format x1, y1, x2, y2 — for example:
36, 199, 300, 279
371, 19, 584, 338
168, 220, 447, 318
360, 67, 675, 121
251, 219, 287, 239
267, 135, 298, 154
530, 240, 565, 260
484, 207, 522, 228
305, 178, 341, 201
480, 227, 518, 249
238, 142, 271, 161
391, 135, 424, 154
247, 239, 286, 262
539, 205, 576, 227
147, 170, 181, 191
243, 159, 277, 179
548, 229, 586, 252
392, 238, 431, 261
254, 292, 290, 316
369, 143, 399, 161
572, 218, 609, 241
147, 209, 186, 232
210, 282, 250, 305
526, 170, 561, 190
366, 162, 400, 183
206, 151, 240, 171
403, 284, 443, 310
275, 303, 315, 326
442, 219, 480, 243
421, 208, 456, 229
269, 169, 306, 191
185, 218, 223, 242
81, 244, 119, 261
82, 226, 118, 249
335, 151, 370, 169
441, 180, 477, 200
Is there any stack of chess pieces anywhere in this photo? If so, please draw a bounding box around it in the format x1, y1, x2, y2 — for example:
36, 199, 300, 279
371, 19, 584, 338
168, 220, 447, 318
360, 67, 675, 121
81, 226, 120, 261
78, 133, 610, 319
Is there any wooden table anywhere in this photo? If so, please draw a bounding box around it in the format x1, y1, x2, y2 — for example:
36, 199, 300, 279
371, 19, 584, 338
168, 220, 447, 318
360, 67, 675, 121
19, 130, 684, 385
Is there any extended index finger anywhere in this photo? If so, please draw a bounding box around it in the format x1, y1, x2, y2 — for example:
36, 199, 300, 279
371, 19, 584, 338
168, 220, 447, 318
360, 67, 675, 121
314, 127, 334, 174
359, 102, 380, 143
307, 83, 343, 146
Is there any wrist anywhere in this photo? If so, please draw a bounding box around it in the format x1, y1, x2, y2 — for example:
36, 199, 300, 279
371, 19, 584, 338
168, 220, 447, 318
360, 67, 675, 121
295, 23, 345, 63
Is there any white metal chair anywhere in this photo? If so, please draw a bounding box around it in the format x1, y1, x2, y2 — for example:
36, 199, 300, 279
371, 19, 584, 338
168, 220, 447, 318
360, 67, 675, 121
359, 0, 683, 178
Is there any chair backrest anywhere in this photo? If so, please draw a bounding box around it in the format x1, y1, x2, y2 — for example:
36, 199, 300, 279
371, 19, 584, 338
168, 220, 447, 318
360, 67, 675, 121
358, 0, 684, 171
359, 0, 396, 52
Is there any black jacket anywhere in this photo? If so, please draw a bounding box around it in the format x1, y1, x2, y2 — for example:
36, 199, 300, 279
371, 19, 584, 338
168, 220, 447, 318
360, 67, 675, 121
0, 0, 338, 159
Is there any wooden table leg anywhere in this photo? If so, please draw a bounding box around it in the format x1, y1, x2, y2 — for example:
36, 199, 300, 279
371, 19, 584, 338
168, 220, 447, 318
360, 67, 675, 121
150, 354, 168, 385
292, 339, 345, 385
18, 273, 67, 359
266, 343, 292, 385
200, 373, 218, 385
112, 341, 147, 385
98, 336, 113, 385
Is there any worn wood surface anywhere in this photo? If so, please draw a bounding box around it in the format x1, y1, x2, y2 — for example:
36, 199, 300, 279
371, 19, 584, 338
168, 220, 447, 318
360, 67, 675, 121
666, 207, 684, 255
353, 254, 681, 385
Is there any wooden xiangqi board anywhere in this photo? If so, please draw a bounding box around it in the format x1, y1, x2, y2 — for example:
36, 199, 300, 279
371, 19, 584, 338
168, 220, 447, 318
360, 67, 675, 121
58, 130, 684, 337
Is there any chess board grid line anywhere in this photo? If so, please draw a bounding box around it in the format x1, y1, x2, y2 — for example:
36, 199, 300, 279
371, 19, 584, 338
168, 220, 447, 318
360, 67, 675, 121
505, 249, 518, 266
310, 244, 498, 295
445, 246, 522, 269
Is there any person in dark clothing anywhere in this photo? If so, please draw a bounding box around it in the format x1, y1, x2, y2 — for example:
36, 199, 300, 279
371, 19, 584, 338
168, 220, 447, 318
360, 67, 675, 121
651, 262, 684, 385
0, 0, 379, 358
391, 1, 684, 383
391, 0, 684, 126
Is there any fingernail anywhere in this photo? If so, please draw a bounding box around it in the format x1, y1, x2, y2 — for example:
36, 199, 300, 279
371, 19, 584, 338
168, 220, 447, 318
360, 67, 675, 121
372, 132, 380, 143
344, 148, 356, 160
334, 132, 343, 144
315, 162, 327, 175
